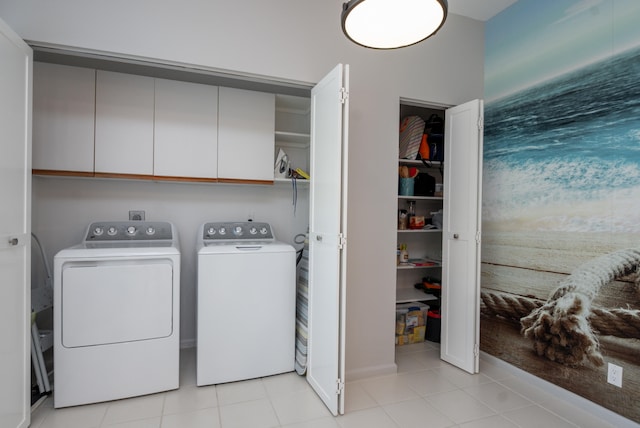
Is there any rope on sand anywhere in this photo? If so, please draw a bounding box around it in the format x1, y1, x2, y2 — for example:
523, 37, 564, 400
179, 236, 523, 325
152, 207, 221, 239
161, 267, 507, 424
481, 248, 640, 367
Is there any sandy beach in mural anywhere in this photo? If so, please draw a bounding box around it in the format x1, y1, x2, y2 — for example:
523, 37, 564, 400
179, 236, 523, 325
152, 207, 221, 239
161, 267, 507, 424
480, 226, 640, 420
481, 227, 640, 308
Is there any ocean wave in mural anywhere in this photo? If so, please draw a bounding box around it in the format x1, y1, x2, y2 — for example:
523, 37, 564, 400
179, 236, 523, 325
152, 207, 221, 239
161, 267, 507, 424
482, 1, 640, 423
484, 45, 640, 232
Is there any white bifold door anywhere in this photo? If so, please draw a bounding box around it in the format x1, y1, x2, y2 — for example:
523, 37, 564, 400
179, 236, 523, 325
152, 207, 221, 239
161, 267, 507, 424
441, 99, 484, 374
0, 16, 32, 428
306, 64, 349, 416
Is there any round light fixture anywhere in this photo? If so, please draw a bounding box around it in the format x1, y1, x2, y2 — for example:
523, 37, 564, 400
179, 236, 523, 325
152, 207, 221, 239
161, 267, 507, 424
341, 0, 448, 49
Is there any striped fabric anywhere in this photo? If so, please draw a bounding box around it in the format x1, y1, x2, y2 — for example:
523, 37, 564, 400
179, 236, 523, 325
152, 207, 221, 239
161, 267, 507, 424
295, 241, 309, 375
399, 116, 425, 159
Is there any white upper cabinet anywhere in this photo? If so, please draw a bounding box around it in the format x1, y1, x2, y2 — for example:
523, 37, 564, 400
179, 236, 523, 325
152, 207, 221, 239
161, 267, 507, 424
33, 65, 278, 182
218, 87, 275, 181
95, 70, 154, 175
154, 78, 219, 179
33, 62, 95, 173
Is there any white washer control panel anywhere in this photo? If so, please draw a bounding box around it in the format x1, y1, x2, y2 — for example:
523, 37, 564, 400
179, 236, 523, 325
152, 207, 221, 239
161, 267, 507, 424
85, 221, 173, 243
202, 222, 274, 241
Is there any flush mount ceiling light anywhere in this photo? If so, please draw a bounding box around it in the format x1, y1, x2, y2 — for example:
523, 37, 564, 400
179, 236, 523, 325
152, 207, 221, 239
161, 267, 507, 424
341, 0, 448, 49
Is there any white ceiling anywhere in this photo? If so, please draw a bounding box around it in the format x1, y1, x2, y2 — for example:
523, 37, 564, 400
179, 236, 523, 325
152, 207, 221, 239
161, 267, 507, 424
448, 0, 517, 21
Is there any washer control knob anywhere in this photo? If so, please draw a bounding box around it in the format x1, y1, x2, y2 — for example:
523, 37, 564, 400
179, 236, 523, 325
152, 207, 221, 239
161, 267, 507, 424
107, 226, 118, 236
249, 227, 258, 235
146, 226, 156, 235
218, 227, 227, 235
93, 226, 104, 236
126, 226, 136, 235
207, 227, 216, 235
233, 226, 243, 236
259, 227, 268, 235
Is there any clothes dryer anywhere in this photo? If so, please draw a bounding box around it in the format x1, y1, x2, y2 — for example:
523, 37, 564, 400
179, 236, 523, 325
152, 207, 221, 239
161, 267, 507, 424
53, 221, 180, 408
197, 221, 296, 386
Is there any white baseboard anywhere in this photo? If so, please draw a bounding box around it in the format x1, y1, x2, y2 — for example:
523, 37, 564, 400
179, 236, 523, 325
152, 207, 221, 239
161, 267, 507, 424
480, 352, 639, 428
345, 363, 398, 382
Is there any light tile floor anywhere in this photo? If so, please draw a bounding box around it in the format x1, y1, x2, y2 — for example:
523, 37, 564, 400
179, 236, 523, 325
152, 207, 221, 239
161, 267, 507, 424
29, 342, 632, 428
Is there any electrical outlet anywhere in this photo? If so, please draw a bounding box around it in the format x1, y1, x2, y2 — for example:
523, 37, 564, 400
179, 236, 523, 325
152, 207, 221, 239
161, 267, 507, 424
129, 210, 145, 221
607, 363, 623, 387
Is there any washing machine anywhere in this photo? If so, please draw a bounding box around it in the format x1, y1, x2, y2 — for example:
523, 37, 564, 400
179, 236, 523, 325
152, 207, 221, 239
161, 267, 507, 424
53, 221, 180, 408
197, 221, 296, 386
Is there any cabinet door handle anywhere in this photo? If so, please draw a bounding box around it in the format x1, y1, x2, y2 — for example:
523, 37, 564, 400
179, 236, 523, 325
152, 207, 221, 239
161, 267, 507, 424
453, 233, 459, 239
8, 238, 18, 246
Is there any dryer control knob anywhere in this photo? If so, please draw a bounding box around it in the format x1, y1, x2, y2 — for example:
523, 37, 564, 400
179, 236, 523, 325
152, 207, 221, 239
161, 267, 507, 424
107, 226, 118, 236
93, 226, 104, 236
259, 227, 268, 235
126, 226, 137, 235
219, 227, 227, 235
233, 226, 243, 236
249, 227, 258, 235
207, 227, 216, 235
146, 227, 156, 235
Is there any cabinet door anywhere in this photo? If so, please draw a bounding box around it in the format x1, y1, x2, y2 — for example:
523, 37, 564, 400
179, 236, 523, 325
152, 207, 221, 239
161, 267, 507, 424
154, 79, 218, 179
0, 16, 31, 428
307, 64, 349, 416
33, 62, 95, 172
218, 87, 275, 181
441, 99, 484, 374
95, 71, 154, 175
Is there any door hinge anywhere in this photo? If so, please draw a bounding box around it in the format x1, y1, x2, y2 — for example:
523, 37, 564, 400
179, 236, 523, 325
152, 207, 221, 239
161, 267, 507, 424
477, 115, 484, 131
338, 233, 347, 250
339, 87, 348, 104
474, 343, 479, 357
336, 378, 345, 394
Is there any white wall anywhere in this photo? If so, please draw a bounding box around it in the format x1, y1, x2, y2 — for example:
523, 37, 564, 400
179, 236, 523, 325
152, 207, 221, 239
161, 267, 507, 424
1, 0, 484, 379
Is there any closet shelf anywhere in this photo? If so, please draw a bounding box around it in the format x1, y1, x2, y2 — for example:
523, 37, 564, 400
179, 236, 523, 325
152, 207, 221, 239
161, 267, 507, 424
275, 131, 310, 148
397, 259, 441, 270
396, 288, 437, 303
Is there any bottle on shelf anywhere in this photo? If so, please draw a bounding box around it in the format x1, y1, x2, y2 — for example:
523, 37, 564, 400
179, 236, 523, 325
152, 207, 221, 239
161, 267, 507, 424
407, 200, 416, 223
399, 243, 409, 264
398, 209, 408, 230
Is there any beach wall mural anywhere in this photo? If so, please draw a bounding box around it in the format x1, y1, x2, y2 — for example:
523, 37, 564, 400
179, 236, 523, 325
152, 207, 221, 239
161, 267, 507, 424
482, 0, 640, 422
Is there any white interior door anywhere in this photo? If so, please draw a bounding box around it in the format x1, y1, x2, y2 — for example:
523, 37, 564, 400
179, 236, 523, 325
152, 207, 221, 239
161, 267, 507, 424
441, 99, 483, 374
0, 17, 32, 428
307, 64, 349, 416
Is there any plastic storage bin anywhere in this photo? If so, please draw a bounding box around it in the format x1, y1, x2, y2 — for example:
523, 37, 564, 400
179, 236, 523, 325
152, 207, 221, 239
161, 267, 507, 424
395, 302, 429, 346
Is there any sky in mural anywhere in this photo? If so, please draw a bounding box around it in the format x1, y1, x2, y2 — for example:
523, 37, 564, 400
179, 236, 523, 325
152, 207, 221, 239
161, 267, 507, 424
482, 0, 640, 233
485, 0, 640, 102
